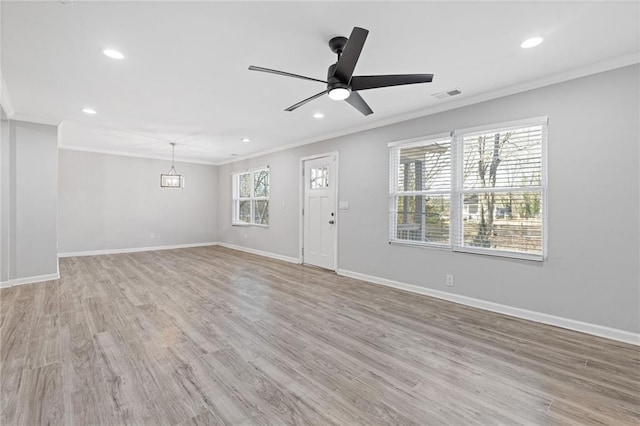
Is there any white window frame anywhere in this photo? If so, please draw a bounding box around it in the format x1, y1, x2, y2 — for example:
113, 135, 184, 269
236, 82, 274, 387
232, 166, 270, 227
389, 132, 452, 249
389, 117, 548, 261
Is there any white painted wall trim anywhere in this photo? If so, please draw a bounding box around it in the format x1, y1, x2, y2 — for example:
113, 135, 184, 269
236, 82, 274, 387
336, 268, 640, 347
10, 113, 60, 126
217, 242, 300, 264
0, 272, 60, 288
58, 242, 219, 257
58, 146, 217, 166
59, 241, 299, 265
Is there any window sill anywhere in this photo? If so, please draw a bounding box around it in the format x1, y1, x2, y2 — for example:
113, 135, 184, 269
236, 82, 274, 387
453, 246, 544, 262
389, 240, 451, 251
232, 223, 269, 229
389, 240, 544, 262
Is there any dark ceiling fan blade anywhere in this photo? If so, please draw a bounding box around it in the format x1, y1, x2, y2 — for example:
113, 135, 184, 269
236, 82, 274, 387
249, 66, 327, 84
345, 92, 373, 116
351, 74, 434, 91
333, 27, 369, 83
285, 90, 327, 112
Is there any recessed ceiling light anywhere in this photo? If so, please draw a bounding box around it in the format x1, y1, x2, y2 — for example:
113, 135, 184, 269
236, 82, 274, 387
103, 49, 125, 60
241, 138, 251, 143
521, 37, 543, 49
313, 112, 324, 119
82, 108, 97, 115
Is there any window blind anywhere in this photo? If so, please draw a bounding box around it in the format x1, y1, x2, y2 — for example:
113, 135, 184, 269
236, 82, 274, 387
389, 137, 452, 247
454, 123, 545, 259
389, 118, 547, 260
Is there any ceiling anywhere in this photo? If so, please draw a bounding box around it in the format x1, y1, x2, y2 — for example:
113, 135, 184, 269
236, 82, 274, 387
2, 1, 638, 165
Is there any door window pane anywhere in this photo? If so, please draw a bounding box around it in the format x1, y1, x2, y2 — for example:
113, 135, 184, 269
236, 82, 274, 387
310, 167, 329, 189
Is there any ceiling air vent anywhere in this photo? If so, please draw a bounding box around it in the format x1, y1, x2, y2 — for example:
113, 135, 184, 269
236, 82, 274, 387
431, 88, 462, 99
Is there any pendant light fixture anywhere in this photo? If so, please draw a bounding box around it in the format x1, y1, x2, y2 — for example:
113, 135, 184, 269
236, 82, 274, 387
160, 143, 184, 188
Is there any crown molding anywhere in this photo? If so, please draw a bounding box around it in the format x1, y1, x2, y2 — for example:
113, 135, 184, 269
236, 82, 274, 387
214, 53, 640, 166
58, 145, 218, 166
10, 112, 61, 126
0, 71, 60, 125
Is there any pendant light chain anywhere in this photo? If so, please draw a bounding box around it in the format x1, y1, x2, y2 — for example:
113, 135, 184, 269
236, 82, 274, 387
169, 143, 177, 175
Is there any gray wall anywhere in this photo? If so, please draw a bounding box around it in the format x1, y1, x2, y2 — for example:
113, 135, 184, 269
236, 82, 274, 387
0, 115, 10, 281
218, 65, 640, 333
0, 119, 58, 281
58, 150, 217, 253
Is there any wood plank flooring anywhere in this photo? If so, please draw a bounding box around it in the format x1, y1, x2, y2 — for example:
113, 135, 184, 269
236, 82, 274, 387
1, 246, 639, 425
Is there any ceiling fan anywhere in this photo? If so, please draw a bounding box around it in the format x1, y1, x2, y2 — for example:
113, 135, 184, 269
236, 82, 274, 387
249, 27, 434, 116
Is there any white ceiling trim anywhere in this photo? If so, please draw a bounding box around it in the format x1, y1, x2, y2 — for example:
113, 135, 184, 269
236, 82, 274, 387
215, 52, 639, 166
10, 112, 61, 126
58, 145, 218, 166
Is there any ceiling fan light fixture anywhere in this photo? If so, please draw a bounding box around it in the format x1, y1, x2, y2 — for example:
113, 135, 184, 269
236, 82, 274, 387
328, 87, 351, 101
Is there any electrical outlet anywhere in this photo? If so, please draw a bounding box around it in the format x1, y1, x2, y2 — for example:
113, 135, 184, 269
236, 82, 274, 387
150, 232, 155, 239
446, 274, 454, 287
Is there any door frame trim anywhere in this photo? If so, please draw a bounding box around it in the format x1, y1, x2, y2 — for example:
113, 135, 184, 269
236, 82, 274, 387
299, 151, 339, 270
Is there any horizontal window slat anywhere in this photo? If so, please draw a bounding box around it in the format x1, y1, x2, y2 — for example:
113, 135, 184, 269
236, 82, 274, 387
460, 186, 544, 194
390, 190, 452, 196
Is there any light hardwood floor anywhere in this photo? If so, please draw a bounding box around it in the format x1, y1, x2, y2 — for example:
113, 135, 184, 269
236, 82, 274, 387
1, 246, 639, 425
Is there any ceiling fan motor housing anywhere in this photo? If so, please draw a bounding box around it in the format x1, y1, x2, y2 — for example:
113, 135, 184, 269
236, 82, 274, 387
327, 62, 350, 93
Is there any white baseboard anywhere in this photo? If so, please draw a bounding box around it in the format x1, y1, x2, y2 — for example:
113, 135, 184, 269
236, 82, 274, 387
58, 242, 219, 258
0, 272, 60, 289
217, 242, 300, 264
336, 268, 640, 347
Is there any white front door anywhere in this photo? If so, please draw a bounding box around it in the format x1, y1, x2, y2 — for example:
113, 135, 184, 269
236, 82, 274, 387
303, 155, 337, 270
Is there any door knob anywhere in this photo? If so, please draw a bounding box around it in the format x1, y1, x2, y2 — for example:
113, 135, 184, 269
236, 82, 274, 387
329, 220, 335, 224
